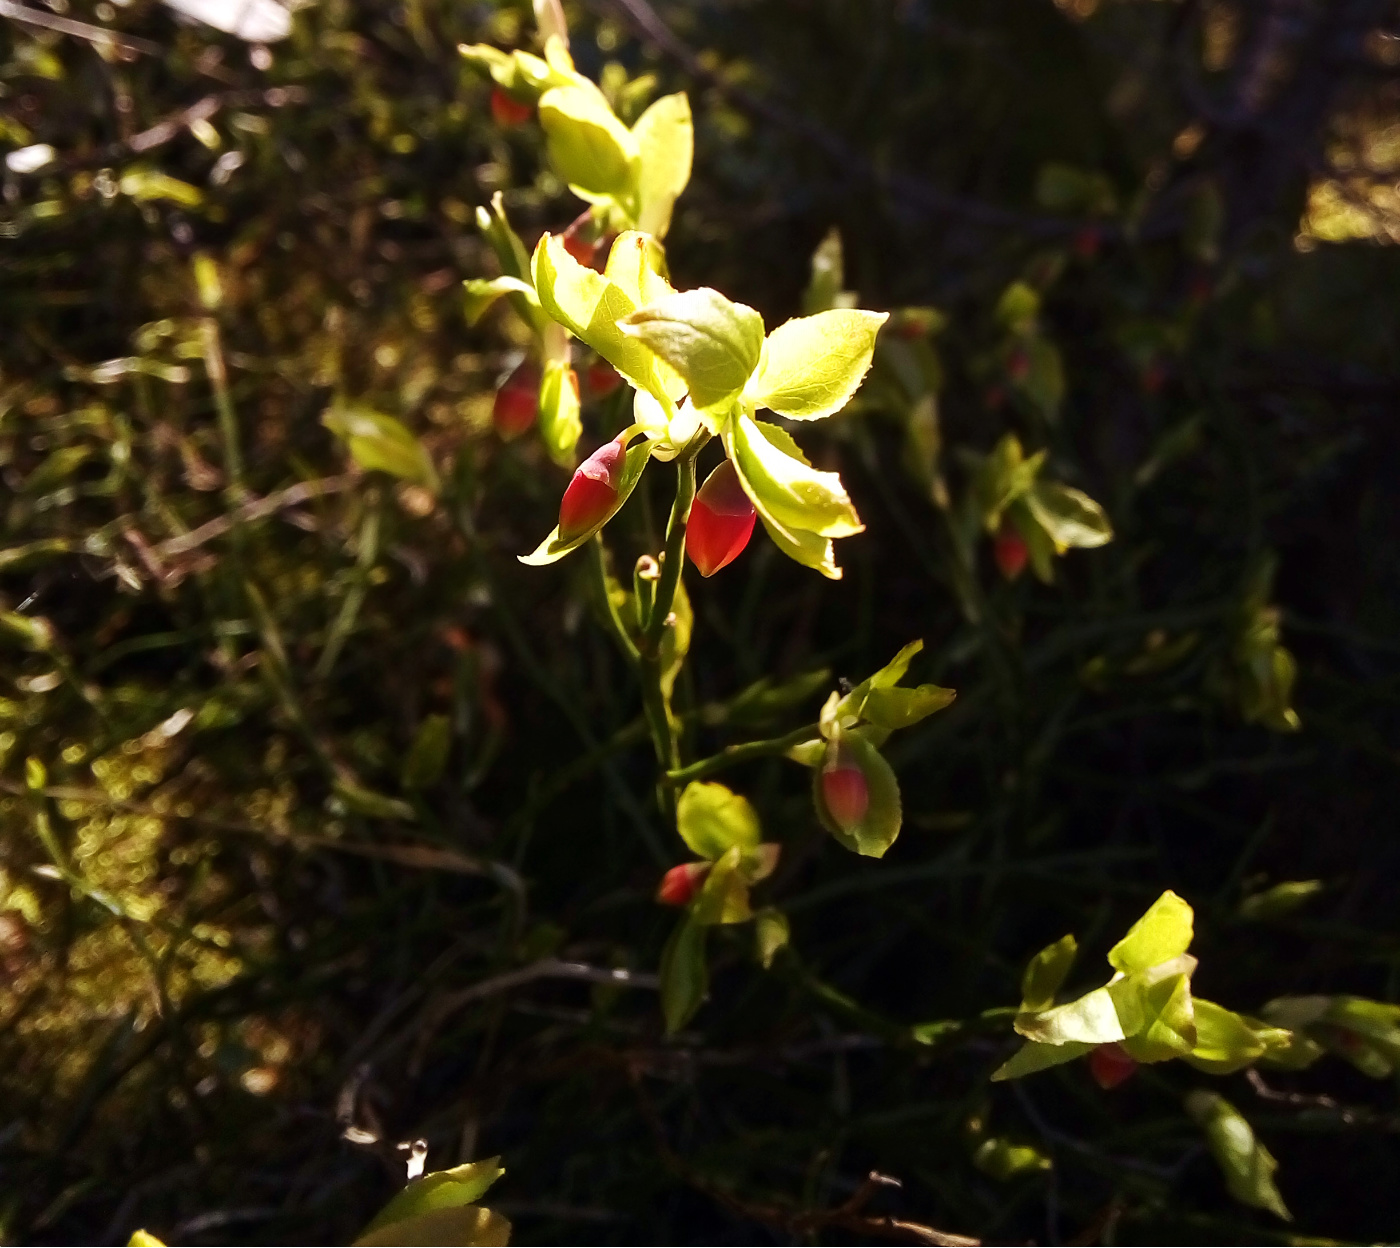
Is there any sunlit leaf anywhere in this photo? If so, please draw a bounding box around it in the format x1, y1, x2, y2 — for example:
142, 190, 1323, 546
1108, 890, 1194, 974
359, 1160, 506, 1239
621, 288, 764, 412
1185, 1091, 1291, 1221
676, 780, 761, 860
743, 309, 888, 420
1020, 934, 1078, 1013
632, 92, 692, 238
659, 916, 707, 1033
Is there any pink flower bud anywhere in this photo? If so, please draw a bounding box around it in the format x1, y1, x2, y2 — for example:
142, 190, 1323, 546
657, 861, 711, 907
586, 359, 622, 398
820, 747, 869, 833
493, 361, 540, 439
490, 87, 533, 128
558, 437, 626, 542
687, 460, 756, 577
1087, 1042, 1137, 1090
993, 522, 1028, 581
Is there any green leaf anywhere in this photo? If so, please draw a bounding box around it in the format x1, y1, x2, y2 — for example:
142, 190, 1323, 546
621, 288, 764, 412
677, 780, 761, 860
991, 1039, 1094, 1081
1015, 985, 1125, 1045
359, 1160, 506, 1238
659, 916, 707, 1033
802, 227, 851, 315
743, 309, 888, 420
401, 714, 451, 790
538, 84, 638, 201
974, 434, 1043, 530
520, 438, 652, 565
537, 359, 581, 467
692, 844, 753, 926
786, 738, 825, 767
333, 780, 417, 823
1015, 336, 1064, 420
1116, 971, 1197, 1063
1024, 481, 1113, 550
858, 684, 956, 731
1011, 502, 1058, 584
632, 92, 692, 238
996, 281, 1040, 332
811, 732, 902, 858
1108, 890, 1194, 974
753, 907, 790, 969
1238, 879, 1324, 921
531, 232, 680, 404
354, 1204, 511, 1246
726, 415, 863, 540
1181, 998, 1274, 1074
463, 276, 539, 327
127, 1233, 165, 1247
323, 406, 439, 491
973, 1137, 1052, 1181
120, 169, 202, 207
1020, 934, 1078, 1013
1185, 1091, 1291, 1221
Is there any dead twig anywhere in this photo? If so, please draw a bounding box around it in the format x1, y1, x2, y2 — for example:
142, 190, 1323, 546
0, 0, 160, 57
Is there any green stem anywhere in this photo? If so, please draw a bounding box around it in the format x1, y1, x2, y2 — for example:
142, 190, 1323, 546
590, 536, 640, 665
200, 317, 243, 495
635, 452, 698, 789
642, 452, 696, 656
665, 723, 820, 787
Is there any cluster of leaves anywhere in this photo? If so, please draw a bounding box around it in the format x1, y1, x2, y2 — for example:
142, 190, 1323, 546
1, 0, 1398, 1245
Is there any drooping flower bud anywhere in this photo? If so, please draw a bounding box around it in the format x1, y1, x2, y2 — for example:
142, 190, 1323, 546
993, 521, 1028, 581
1087, 1042, 1138, 1090
687, 459, 757, 577
558, 437, 626, 542
657, 861, 712, 907
493, 360, 540, 439
561, 210, 615, 273
820, 744, 870, 834
490, 87, 533, 128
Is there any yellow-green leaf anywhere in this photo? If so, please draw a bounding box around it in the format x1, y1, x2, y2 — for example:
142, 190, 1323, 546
621, 288, 764, 412
659, 916, 707, 1033
677, 780, 761, 860
754, 907, 790, 968
538, 84, 638, 201
1185, 1091, 1291, 1222
1020, 934, 1078, 1013
401, 715, 451, 791
537, 359, 581, 467
811, 731, 901, 858
323, 406, 439, 491
973, 1137, 1052, 1181
1108, 890, 1194, 974
1024, 480, 1113, 551
354, 1204, 511, 1246
726, 415, 863, 539
743, 309, 888, 420
632, 92, 692, 238
359, 1160, 506, 1239
991, 1038, 1094, 1082
1182, 999, 1275, 1074
692, 844, 753, 926
1016, 985, 1125, 1046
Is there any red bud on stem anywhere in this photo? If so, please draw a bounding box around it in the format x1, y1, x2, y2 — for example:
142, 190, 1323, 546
490, 87, 533, 128
1088, 1042, 1138, 1090
820, 745, 870, 833
493, 360, 540, 439
657, 862, 711, 907
993, 521, 1028, 581
558, 437, 626, 542
687, 459, 756, 577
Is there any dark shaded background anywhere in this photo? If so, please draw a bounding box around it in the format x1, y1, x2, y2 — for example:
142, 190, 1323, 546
0, 0, 1398, 1243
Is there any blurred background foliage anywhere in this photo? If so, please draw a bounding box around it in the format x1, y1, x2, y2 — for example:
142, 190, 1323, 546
0, 0, 1398, 1242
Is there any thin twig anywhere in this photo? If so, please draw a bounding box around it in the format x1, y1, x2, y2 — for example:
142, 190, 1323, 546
0, 0, 160, 57
151, 474, 356, 559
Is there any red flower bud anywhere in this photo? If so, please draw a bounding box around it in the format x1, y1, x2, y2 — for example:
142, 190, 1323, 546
657, 861, 711, 907
561, 210, 615, 273
993, 522, 1028, 581
1087, 1042, 1138, 1090
1073, 226, 1100, 260
1008, 348, 1031, 382
687, 460, 756, 577
586, 359, 622, 398
493, 361, 540, 439
558, 437, 626, 542
490, 87, 533, 128
821, 748, 869, 833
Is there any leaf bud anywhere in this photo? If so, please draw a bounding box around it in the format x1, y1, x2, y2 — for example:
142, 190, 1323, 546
819, 743, 870, 834
558, 437, 625, 541
687, 459, 756, 577
993, 522, 1028, 581
490, 87, 533, 128
1087, 1042, 1138, 1090
493, 360, 540, 439
657, 861, 711, 907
